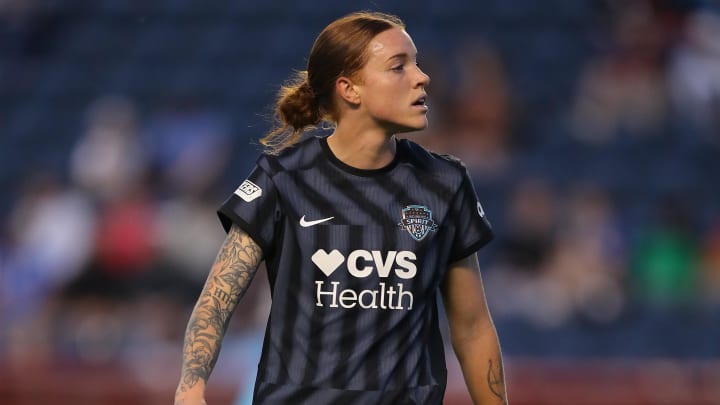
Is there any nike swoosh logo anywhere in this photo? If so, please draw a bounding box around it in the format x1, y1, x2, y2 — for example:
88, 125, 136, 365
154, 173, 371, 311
299, 215, 334, 227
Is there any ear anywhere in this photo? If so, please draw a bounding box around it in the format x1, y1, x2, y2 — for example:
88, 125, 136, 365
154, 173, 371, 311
335, 76, 361, 105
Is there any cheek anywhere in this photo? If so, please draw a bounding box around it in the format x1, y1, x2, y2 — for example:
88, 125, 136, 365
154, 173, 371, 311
366, 94, 399, 118
365, 81, 402, 110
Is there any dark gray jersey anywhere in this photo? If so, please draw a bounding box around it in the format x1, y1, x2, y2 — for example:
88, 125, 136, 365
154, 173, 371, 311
219, 136, 492, 404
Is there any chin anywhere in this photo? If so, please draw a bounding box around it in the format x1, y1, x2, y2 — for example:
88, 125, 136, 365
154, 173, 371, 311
383, 116, 428, 135
410, 122, 429, 132
397, 120, 429, 134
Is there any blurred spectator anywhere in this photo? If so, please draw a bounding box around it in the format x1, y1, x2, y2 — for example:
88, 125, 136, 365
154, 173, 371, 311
484, 177, 563, 326
2, 173, 95, 323
70, 95, 147, 202
667, 10, 720, 137
140, 98, 232, 196
48, 174, 166, 365
700, 218, 720, 307
153, 192, 227, 305
64, 179, 158, 301
630, 196, 700, 308
570, 2, 672, 143
444, 40, 514, 181
1, 173, 95, 363
544, 183, 627, 324
494, 177, 558, 275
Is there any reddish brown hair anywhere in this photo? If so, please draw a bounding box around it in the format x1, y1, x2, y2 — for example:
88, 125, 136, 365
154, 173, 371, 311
260, 11, 405, 154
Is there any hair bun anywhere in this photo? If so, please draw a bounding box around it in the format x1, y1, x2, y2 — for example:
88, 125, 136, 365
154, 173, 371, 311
297, 80, 316, 101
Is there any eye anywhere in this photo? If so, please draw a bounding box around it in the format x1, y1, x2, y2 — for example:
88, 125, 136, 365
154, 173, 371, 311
391, 64, 404, 72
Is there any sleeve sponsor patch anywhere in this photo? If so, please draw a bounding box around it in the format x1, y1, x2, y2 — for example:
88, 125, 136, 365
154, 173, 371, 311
234, 179, 262, 202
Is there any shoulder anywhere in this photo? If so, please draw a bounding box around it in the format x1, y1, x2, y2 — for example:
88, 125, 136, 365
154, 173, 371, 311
256, 136, 322, 176
398, 138, 469, 179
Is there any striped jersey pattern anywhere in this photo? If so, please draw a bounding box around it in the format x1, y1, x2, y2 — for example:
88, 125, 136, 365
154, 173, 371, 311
219, 136, 493, 404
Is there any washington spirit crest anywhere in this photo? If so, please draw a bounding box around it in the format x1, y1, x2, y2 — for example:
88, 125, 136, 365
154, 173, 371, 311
398, 205, 438, 241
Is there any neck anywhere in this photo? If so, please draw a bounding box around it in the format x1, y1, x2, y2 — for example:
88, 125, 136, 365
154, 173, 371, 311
326, 126, 397, 170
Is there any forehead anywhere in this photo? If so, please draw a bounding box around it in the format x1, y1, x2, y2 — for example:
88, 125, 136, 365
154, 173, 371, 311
367, 27, 417, 60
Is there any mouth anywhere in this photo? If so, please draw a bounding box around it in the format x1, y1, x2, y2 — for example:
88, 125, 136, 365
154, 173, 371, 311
412, 95, 428, 109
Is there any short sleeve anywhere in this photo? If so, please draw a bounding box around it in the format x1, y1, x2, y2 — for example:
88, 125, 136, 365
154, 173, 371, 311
447, 169, 493, 263
218, 164, 281, 256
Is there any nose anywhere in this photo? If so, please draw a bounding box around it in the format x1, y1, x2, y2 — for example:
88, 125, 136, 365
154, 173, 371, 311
415, 65, 430, 87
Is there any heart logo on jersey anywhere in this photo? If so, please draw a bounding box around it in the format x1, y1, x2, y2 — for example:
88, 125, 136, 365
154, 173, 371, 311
311, 249, 345, 276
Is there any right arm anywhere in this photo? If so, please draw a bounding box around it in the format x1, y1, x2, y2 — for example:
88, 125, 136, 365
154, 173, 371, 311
175, 224, 263, 405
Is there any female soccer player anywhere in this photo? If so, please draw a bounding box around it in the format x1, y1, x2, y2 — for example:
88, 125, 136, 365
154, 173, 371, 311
175, 11, 507, 405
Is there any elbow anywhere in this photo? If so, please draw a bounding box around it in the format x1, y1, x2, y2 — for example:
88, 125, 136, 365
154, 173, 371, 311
450, 316, 497, 352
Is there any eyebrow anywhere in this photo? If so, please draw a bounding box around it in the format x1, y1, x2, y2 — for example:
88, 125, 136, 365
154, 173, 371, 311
386, 52, 417, 62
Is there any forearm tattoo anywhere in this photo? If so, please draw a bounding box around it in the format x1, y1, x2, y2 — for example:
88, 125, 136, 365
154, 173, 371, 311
487, 358, 507, 404
178, 226, 262, 394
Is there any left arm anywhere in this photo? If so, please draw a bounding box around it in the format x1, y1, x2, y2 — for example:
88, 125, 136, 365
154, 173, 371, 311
441, 253, 507, 404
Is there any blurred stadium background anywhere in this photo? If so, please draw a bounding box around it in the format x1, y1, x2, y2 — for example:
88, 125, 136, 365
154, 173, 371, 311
2, 0, 720, 404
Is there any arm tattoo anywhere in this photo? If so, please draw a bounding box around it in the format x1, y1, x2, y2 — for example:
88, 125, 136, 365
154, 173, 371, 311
212, 287, 233, 305
178, 225, 262, 394
487, 358, 507, 403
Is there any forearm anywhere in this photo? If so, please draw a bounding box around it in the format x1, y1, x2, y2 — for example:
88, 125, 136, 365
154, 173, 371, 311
175, 225, 262, 402
176, 286, 233, 398
452, 322, 507, 405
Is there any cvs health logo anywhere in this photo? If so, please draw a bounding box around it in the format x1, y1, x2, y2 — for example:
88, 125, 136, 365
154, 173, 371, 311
312, 249, 417, 311
312, 249, 417, 278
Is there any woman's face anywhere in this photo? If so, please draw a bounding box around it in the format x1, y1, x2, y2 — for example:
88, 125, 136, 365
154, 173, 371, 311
354, 28, 431, 134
